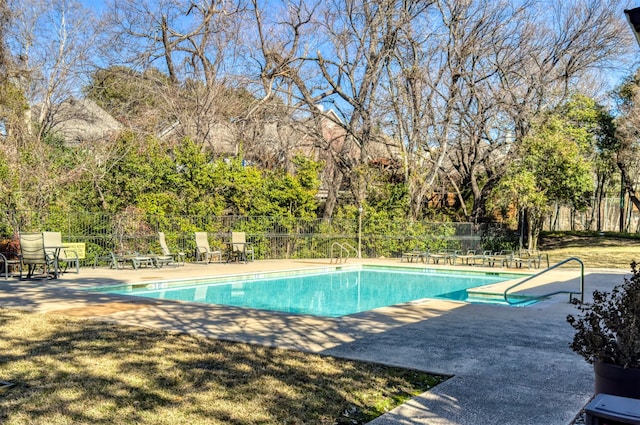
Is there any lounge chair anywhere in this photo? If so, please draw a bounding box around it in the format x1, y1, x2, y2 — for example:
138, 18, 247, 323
401, 250, 426, 263
42, 231, 80, 274
124, 252, 155, 269
511, 249, 549, 269
155, 232, 185, 267
93, 249, 152, 270
470, 250, 493, 266
486, 250, 514, 267
527, 249, 549, 269
195, 232, 222, 263
93, 251, 125, 270
429, 250, 455, 265
451, 250, 476, 265
231, 231, 254, 263
19, 232, 55, 279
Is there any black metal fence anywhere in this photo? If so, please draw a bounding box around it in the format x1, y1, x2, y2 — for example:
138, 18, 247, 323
0, 210, 483, 265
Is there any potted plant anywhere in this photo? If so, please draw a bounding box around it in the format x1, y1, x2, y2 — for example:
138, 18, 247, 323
567, 261, 640, 399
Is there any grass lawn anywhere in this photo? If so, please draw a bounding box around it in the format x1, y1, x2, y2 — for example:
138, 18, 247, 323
0, 309, 447, 425
539, 233, 639, 269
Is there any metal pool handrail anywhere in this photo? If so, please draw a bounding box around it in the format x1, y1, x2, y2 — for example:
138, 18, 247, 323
503, 257, 584, 305
330, 242, 357, 263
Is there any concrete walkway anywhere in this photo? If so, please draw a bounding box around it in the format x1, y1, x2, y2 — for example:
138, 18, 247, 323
0, 259, 628, 424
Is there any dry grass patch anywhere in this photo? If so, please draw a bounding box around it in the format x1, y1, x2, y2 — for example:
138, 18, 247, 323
546, 246, 638, 269
0, 309, 446, 425
539, 234, 639, 269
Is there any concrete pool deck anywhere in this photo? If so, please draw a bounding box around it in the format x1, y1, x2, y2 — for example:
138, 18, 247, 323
0, 259, 628, 424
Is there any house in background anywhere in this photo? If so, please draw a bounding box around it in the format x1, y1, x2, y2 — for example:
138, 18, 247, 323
38, 97, 123, 147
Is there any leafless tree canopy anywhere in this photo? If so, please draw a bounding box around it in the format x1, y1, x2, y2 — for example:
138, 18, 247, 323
0, 0, 634, 219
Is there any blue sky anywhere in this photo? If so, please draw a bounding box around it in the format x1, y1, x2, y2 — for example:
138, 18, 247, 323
80, 0, 106, 13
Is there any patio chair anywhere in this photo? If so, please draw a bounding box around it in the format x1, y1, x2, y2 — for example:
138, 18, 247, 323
42, 231, 80, 274
19, 232, 55, 279
194, 232, 222, 263
0, 247, 21, 279
154, 232, 185, 267
0, 253, 13, 279
231, 231, 254, 263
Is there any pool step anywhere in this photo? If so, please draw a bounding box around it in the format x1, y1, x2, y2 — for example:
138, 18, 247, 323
465, 289, 537, 306
436, 289, 513, 305
464, 291, 509, 304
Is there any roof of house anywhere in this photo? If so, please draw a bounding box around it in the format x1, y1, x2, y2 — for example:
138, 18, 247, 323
47, 97, 123, 146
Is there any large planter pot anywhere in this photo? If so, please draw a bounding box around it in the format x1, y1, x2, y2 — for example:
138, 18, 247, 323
594, 361, 640, 399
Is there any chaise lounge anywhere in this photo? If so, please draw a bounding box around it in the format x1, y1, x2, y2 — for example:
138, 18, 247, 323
451, 250, 476, 265
155, 232, 185, 267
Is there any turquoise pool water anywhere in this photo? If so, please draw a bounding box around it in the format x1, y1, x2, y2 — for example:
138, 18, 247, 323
90, 266, 532, 317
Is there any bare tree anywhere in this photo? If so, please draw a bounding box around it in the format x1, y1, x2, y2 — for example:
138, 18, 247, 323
0, 0, 99, 214
383, 0, 519, 220
99, 0, 246, 146
0, 0, 27, 150
248, 0, 630, 220
614, 70, 640, 229
250, 0, 431, 217
0, 0, 10, 81
438, 0, 537, 222
7, 0, 98, 138
444, 0, 630, 222
483, 0, 630, 230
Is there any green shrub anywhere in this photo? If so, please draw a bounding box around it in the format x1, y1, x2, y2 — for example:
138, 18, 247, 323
567, 261, 640, 368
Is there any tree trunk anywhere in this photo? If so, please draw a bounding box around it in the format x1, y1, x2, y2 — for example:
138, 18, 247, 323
322, 168, 343, 219
617, 161, 640, 232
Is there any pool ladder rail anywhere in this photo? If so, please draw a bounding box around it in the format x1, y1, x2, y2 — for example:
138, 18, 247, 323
503, 257, 584, 305
330, 242, 357, 263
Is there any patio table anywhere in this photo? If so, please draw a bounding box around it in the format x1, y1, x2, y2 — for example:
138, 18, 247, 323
43, 245, 65, 279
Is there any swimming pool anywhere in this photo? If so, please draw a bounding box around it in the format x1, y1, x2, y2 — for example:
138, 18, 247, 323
89, 266, 534, 317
